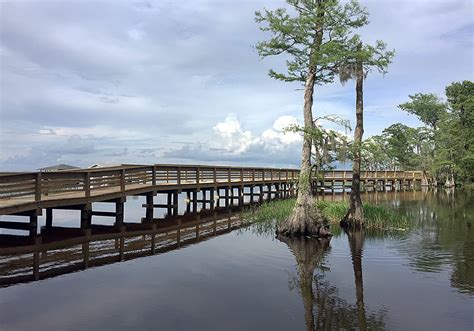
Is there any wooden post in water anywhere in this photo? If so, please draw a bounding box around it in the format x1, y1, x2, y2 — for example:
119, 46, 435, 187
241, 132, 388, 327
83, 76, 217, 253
185, 191, 191, 213
115, 199, 124, 225
173, 191, 179, 215
145, 193, 154, 222
210, 189, 215, 210
192, 190, 198, 212
215, 189, 220, 208
238, 187, 243, 206
167, 192, 173, 216
80, 205, 91, 229
229, 187, 234, 205
29, 211, 38, 236
224, 187, 229, 207
45, 208, 53, 228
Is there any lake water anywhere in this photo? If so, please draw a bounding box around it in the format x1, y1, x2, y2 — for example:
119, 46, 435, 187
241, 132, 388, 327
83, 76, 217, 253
0, 189, 473, 330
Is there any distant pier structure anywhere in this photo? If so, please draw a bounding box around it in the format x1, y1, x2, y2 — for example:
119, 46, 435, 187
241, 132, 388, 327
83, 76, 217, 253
0, 164, 429, 236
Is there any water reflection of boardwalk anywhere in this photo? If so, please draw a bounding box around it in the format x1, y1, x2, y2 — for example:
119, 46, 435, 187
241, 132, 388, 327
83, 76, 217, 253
0, 208, 244, 288
0, 164, 428, 235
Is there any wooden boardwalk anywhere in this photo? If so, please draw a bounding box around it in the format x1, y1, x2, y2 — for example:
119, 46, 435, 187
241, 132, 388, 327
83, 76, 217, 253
0, 164, 299, 214
0, 163, 429, 235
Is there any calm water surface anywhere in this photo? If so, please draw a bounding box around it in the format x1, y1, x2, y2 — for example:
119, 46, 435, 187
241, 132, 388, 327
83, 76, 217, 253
0, 190, 473, 330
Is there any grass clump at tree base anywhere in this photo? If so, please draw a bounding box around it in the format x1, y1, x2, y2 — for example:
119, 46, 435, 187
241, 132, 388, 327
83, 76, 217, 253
243, 198, 410, 230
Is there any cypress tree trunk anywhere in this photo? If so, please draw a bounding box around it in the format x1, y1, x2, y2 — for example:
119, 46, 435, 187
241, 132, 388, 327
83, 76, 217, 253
277, 70, 331, 238
342, 60, 364, 227
277, 1, 330, 238
421, 169, 429, 186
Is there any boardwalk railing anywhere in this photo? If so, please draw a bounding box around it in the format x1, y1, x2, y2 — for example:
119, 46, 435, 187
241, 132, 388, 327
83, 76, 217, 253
315, 170, 425, 180
0, 164, 299, 201
0, 165, 429, 202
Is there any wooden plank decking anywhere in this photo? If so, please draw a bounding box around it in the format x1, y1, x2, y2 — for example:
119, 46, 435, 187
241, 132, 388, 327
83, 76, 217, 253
0, 164, 428, 216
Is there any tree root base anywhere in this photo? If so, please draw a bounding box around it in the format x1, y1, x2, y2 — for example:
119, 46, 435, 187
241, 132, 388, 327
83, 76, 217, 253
340, 208, 364, 229
276, 199, 332, 239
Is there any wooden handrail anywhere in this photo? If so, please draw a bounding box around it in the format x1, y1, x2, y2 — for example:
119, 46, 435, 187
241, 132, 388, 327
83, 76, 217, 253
0, 163, 432, 203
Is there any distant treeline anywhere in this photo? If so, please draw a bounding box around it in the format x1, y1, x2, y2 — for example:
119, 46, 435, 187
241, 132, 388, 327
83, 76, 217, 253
360, 80, 473, 187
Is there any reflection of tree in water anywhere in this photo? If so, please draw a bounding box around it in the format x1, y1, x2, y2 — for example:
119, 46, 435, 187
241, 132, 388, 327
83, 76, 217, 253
279, 233, 386, 330
347, 229, 367, 329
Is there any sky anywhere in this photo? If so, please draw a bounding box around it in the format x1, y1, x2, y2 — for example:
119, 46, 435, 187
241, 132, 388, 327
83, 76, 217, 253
0, 0, 472, 171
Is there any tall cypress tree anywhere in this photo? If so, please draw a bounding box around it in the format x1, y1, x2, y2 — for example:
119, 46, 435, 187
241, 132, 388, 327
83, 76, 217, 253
255, 0, 368, 237
338, 42, 394, 227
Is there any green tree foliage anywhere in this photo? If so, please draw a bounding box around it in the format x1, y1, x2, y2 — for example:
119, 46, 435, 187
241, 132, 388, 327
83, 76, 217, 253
255, 0, 369, 85
434, 81, 474, 184
382, 123, 418, 169
361, 80, 473, 186
360, 136, 390, 170
398, 93, 447, 130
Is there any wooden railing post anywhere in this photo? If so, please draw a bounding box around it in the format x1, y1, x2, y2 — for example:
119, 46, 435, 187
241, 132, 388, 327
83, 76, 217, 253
152, 166, 157, 186
85, 172, 91, 197
228, 168, 231, 183
240, 168, 243, 182
177, 166, 181, 185
35, 172, 42, 201
120, 169, 126, 191
252, 169, 256, 182
213, 167, 217, 184
196, 167, 200, 185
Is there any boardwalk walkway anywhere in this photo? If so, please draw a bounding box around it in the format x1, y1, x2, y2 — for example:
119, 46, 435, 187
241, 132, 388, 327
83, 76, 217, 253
0, 164, 428, 235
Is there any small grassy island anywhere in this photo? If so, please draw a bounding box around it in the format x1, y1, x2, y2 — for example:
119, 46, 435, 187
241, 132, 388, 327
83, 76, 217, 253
243, 198, 410, 232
